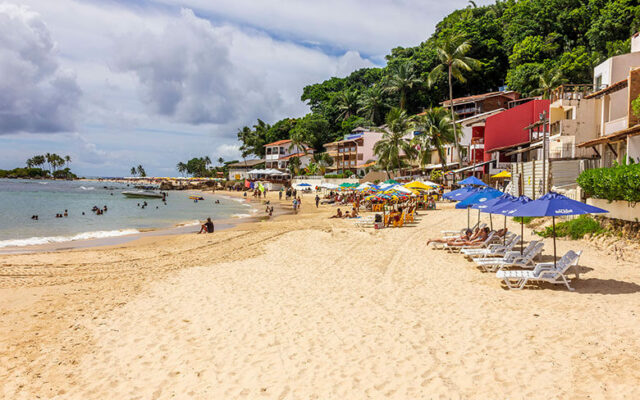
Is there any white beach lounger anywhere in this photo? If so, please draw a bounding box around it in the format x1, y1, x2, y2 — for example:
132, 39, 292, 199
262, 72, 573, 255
496, 250, 582, 291
353, 216, 375, 227
441, 223, 486, 237
444, 231, 496, 253
462, 235, 520, 259
475, 241, 543, 272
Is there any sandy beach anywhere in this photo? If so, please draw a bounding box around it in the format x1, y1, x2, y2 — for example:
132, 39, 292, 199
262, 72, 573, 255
2, 191, 640, 399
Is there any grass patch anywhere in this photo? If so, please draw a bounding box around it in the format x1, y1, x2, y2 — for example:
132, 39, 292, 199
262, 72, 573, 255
513, 217, 537, 224
534, 216, 604, 240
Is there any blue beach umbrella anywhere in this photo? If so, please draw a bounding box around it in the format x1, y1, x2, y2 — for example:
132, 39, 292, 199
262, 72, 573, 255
510, 192, 608, 266
442, 185, 475, 200
458, 176, 487, 186
489, 195, 533, 253
455, 187, 503, 229
297, 183, 311, 187
472, 193, 516, 232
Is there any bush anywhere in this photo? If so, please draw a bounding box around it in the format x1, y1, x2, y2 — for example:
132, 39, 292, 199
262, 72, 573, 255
513, 217, 537, 224
577, 162, 640, 202
324, 174, 345, 179
344, 170, 354, 177
535, 216, 603, 240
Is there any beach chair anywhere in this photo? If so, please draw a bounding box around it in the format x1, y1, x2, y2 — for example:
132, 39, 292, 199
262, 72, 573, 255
444, 231, 495, 253
475, 241, 543, 272
353, 216, 375, 227
496, 250, 582, 291
441, 222, 485, 236
393, 212, 406, 227
461, 234, 520, 259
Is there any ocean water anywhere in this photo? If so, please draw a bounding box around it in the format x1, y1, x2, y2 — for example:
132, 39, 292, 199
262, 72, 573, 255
0, 179, 255, 247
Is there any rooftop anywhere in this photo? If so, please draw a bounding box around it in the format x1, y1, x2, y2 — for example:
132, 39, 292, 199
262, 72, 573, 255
441, 91, 519, 107
584, 78, 628, 99
226, 159, 265, 168
264, 139, 292, 146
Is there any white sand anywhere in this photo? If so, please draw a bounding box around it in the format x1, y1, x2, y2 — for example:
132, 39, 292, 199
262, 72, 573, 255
2, 195, 640, 399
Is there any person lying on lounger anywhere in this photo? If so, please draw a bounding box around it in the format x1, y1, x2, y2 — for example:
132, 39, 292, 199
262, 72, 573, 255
427, 228, 474, 245
449, 227, 490, 246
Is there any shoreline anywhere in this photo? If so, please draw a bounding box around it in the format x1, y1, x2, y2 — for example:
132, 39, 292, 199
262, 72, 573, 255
0, 189, 283, 255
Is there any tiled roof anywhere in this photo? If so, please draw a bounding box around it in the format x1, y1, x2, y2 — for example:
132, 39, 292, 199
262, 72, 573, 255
441, 91, 519, 106
264, 139, 292, 146
279, 152, 309, 160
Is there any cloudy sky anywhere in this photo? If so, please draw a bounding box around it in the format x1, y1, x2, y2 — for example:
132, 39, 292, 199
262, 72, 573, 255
0, 0, 489, 176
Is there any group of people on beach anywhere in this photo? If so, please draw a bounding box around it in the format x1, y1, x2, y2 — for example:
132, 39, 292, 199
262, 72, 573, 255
426, 227, 508, 247
329, 206, 359, 219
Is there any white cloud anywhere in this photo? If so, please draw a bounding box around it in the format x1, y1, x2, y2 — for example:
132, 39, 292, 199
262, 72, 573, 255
0, 3, 80, 134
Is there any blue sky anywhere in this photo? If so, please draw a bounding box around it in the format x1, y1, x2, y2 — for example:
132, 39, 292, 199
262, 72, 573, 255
0, 0, 491, 176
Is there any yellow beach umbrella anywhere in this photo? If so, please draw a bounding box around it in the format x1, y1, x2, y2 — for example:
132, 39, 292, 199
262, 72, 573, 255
491, 170, 512, 179
405, 181, 437, 190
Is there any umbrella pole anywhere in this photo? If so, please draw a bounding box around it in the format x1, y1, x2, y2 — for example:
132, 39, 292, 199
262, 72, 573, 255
490, 213, 493, 231
553, 216, 557, 268
467, 207, 470, 230
477, 209, 480, 227
503, 215, 506, 245
521, 219, 524, 254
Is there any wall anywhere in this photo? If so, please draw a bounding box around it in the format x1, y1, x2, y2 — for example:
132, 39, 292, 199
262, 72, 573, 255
628, 68, 640, 127
483, 100, 550, 162
291, 177, 360, 187
628, 135, 640, 162
360, 131, 385, 162
587, 198, 640, 222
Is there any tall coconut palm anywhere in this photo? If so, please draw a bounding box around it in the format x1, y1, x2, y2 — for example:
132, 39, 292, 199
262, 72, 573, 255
373, 108, 417, 176
335, 89, 360, 121
217, 157, 224, 166
313, 152, 334, 175
358, 85, 388, 125
287, 156, 301, 176
136, 165, 146, 177
64, 155, 71, 169
533, 69, 564, 99
412, 107, 456, 170
384, 62, 420, 110
289, 128, 310, 156
130, 167, 137, 177
176, 162, 187, 176
428, 32, 479, 163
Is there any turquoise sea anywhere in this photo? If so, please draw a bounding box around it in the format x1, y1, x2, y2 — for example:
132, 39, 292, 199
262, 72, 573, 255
0, 179, 255, 248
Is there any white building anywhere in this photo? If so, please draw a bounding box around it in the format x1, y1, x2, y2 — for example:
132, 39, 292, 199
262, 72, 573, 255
264, 139, 314, 172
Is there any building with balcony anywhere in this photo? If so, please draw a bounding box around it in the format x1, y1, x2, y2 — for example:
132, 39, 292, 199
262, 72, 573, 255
577, 67, 640, 166
483, 99, 550, 165
324, 127, 384, 174
264, 139, 314, 171
441, 91, 521, 119
227, 159, 265, 181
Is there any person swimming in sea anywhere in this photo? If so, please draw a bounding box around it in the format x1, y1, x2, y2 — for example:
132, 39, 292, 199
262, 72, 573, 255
64, 210, 68, 217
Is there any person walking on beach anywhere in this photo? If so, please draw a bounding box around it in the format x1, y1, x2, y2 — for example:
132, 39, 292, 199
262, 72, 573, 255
315, 194, 320, 208
292, 198, 298, 214
279, 189, 283, 201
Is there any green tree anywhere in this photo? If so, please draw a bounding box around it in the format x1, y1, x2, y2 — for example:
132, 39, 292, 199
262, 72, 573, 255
64, 155, 71, 169
287, 156, 301, 176
373, 108, 417, 176
130, 167, 137, 176
412, 107, 456, 170
289, 113, 332, 152
428, 32, 479, 163
384, 62, 420, 110
176, 162, 187, 176
533, 69, 565, 99
335, 89, 360, 121
137, 165, 146, 177
358, 85, 388, 125
313, 152, 334, 175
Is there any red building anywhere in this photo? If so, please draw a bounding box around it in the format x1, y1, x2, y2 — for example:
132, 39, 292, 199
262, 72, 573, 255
483, 99, 550, 163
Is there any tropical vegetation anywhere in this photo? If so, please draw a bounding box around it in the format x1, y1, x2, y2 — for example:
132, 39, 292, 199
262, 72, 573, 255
535, 216, 604, 240
0, 154, 78, 179
233, 0, 640, 176
577, 161, 640, 202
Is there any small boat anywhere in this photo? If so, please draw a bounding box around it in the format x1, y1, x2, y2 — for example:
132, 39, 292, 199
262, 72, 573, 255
188, 195, 204, 201
122, 190, 164, 199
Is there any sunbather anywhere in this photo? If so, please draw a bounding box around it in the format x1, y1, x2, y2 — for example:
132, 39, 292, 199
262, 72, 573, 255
427, 228, 474, 245
329, 208, 343, 219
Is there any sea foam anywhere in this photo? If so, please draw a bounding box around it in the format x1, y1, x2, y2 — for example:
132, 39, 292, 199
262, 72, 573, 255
0, 229, 139, 248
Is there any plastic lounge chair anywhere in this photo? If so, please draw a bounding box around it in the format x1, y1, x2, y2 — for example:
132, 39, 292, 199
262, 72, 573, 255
462, 235, 520, 258
475, 241, 543, 272
496, 250, 582, 291
444, 231, 496, 253
441, 222, 485, 236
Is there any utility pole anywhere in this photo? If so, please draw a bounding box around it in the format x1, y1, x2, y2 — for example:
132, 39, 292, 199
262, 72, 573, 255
540, 110, 548, 193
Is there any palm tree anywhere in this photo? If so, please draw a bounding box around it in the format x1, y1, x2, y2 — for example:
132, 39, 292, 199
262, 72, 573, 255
384, 62, 420, 110
287, 156, 301, 176
533, 69, 564, 99
289, 129, 309, 156
428, 32, 479, 163
313, 152, 334, 175
335, 89, 360, 121
45, 153, 53, 173
358, 85, 388, 125
217, 157, 224, 166
64, 155, 71, 169
412, 107, 456, 170
130, 167, 137, 177
176, 162, 187, 176
373, 108, 417, 176
136, 165, 146, 177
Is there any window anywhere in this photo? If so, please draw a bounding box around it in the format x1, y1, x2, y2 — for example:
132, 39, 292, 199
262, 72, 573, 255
595, 75, 602, 90
565, 109, 573, 120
